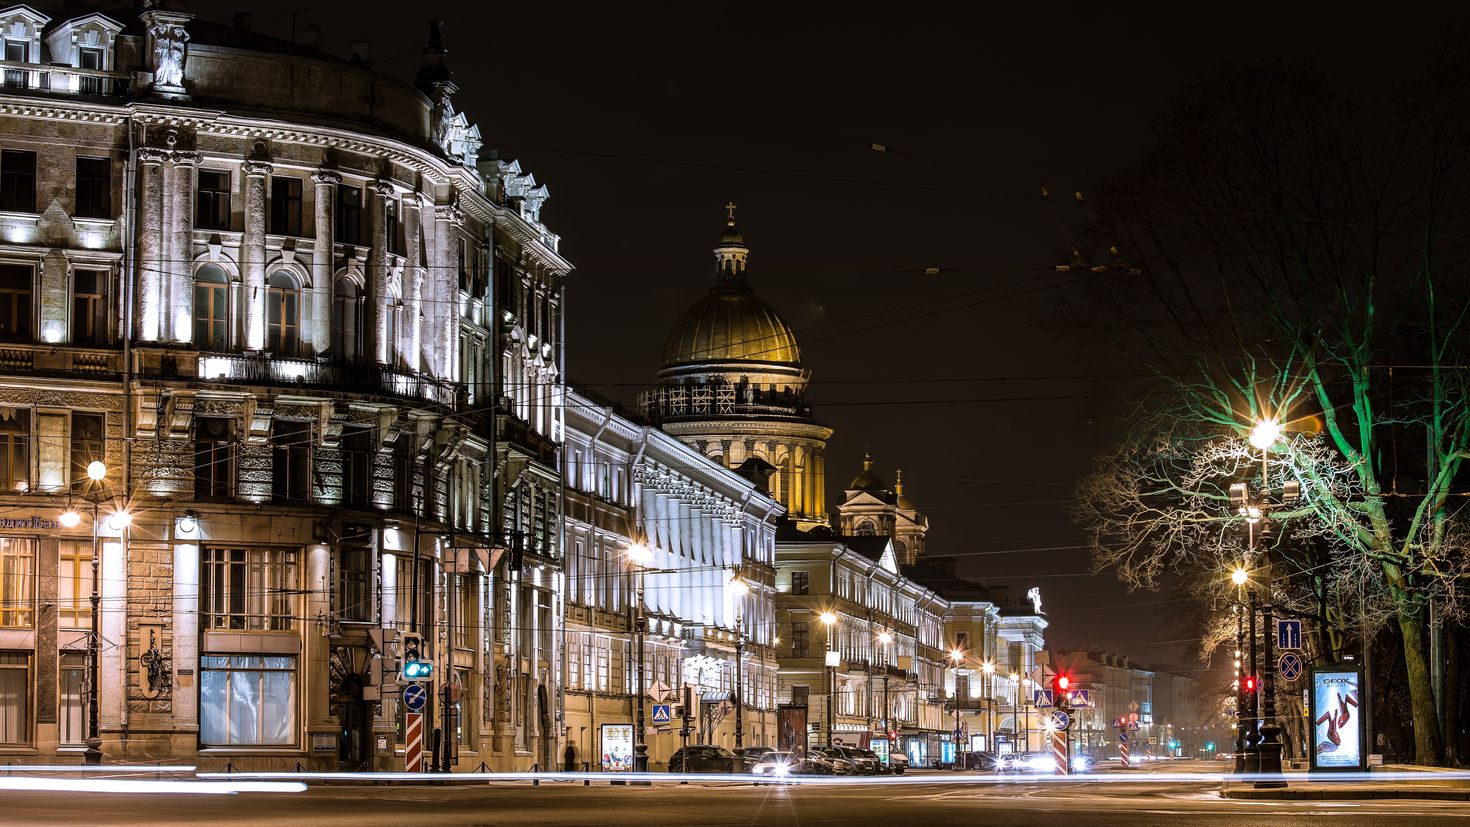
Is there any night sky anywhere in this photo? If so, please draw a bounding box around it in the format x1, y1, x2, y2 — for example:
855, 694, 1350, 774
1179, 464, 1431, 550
209, 2, 1459, 665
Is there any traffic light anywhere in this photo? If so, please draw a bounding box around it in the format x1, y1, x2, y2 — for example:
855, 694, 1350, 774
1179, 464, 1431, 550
401, 632, 433, 681
1052, 671, 1072, 705
1243, 675, 1256, 693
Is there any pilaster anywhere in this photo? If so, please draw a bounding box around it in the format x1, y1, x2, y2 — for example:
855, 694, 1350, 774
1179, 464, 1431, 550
310, 168, 340, 356
369, 181, 393, 365
241, 159, 272, 351
136, 147, 167, 341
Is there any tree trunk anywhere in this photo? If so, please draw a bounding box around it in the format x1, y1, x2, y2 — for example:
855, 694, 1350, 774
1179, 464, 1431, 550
1398, 612, 1444, 765
1445, 628, 1461, 767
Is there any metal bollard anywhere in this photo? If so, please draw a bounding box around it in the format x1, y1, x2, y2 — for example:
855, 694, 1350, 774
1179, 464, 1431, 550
583, 761, 591, 786
531, 762, 540, 786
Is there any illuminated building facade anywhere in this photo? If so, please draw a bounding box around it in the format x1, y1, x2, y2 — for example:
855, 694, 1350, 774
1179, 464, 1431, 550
0, 6, 565, 771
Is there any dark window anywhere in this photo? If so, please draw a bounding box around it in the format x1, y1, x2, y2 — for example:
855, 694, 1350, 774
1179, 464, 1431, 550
77, 48, 102, 95
341, 424, 373, 509
71, 269, 106, 346
69, 412, 103, 491
331, 277, 360, 360
791, 571, 809, 596
193, 264, 229, 350
336, 185, 362, 245
792, 685, 809, 706
268, 177, 302, 236
0, 150, 36, 213
0, 410, 28, 493
392, 434, 415, 513
3, 41, 24, 88
194, 416, 235, 499
74, 157, 110, 219
0, 264, 32, 342
337, 532, 372, 623
195, 170, 230, 230
955, 632, 969, 653
385, 199, 402, 255
791, 621, 810, 659
266, 271, 300, 357
271, 419, 312, 505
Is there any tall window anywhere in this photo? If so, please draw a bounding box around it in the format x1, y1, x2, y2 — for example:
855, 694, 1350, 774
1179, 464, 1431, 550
195, 170, 231, 230
341, 424, 373, 509
0, 264, 32, 341
0, 150, 34, 212
71, 269, 107, 345
392, 434, 415, 513
69, 412, 103, 491
77, 47, 102, 95
193, 264, 229, 351
266, 271, 300, 357
791, 571, 810, 596
194, 416, 235, 499
201, 546, 298, 631
0, 652, 27, 744
336, 533, 372, 623
57, 540, 93, 629
1, 41, 24, 89
58, 652, 85, 745
384, 299, 400, 367
200, 655, 296, 746
791, 621, 810, 659
0, 410, 29, 493
271, 419, 312, 505
268, 177, 302, 236
74, 157, 111, 219
385, 199, 402, 255
0, 538, 34, 627
336, 185, 362, 245
331, 277, 361, 360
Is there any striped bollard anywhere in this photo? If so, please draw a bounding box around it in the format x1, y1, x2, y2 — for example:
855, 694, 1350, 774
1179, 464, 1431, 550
1051, 728, 1068, 775
1119, 734, 1130, 768
404, 712, 425, 773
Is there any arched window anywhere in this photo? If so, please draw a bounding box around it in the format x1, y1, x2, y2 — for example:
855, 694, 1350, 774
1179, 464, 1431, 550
331, 276, 361, 360
193, 264, 229, 351
266, 270, 300, 357
854, 521, 876, 536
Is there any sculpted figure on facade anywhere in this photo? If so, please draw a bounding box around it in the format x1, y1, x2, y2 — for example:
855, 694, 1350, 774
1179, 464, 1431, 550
150, 23, 188, 89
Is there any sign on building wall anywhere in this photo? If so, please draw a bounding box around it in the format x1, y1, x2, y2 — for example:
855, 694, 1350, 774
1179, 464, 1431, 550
600, 723, 634, 772
1309, 666, 1365, 772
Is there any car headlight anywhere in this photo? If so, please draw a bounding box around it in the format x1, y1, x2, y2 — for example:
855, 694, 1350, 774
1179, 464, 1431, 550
775, 764, 790, 776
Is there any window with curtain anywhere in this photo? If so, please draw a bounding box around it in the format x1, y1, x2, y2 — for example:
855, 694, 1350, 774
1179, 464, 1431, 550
266, 271, 300, 356
0, 410, 27, 493
201, 547, 298, 631
0, 538, 32, 628
192, 264, 229, 350
57, 540, 93, 629
58, 652, 85, 745
199, 655, 296, 746
0, 651, 27, 744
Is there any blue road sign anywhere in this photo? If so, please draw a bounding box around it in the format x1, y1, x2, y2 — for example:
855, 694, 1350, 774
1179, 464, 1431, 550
651, 704, 672, 724
1050, 710, 1071, 731
403, 682, 427, 713
1277, 619, 1302, 651
1119, 732, 1129, 743
1069, 689, 1092, 708
1033, 689, 1054, 708
1278, 652, 1304, 682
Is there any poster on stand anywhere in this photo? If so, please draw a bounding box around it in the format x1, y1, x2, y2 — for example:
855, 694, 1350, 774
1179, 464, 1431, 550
1309, 666, 1365, 772
777, 704, 808, 754
601, 723, 634, 772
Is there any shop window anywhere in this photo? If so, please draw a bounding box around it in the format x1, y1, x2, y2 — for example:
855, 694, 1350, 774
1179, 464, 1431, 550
57, 540, 93, 629
59, 652, 86, 745
0, 264, 32, 342
199, 655, 296, 746
0, 651, 27, 744
201, 546, 299, 631
271, 419, 312, 505
0, 149, 34, 212
71, 269, 107, 346
195, 170, 230, 230
69, 412, 103, 491
268, 177, 302, 236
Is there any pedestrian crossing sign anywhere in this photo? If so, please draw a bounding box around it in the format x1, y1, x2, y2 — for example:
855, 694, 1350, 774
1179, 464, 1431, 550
1033, 689, 1054, 708
651, 704, 672, 724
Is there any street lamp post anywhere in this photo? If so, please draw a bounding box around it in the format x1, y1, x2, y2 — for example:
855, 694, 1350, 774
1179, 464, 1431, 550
878, 629, 893, 754
820, 611, 837, 747
949, 649, 967, 768
60, 460, 125, 767
728, 572, 750, 752
982, 660, 995, 754
625, 543, 652, 773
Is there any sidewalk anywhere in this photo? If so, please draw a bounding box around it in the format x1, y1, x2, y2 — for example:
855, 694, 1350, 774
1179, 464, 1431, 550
1222, 765, 1470, 801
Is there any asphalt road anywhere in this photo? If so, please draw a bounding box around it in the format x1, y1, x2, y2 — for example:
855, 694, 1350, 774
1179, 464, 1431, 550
5, 761, 1469, 826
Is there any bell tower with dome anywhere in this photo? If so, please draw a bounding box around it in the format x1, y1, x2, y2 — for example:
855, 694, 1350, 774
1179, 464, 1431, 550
639, 205, 832, 528
837, 450, 929, 565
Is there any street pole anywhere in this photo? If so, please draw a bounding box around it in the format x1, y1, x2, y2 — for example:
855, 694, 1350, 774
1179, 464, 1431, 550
1246, 590, 1260, 774
1255, 559, 1286, 787
1234, 602, 1246, 774
634, 565, 647, 773
85, 497, 101, 766
734, 609, 744, 752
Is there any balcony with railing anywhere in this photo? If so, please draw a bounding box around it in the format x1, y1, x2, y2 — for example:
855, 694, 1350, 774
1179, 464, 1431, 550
638, 381, 813, 423
0, 61, 131, 97
181, 351, 460, 407
0, 342, 123, 377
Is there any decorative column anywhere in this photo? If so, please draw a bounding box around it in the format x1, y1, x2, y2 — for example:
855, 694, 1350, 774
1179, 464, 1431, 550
369, 180, 394, 365
402, 194, 424, 372
432, 201, 462, 381
310, 168, 340, 356
167, 151, 201, 343
241, 159, 272, 351
136, 148, 168, 342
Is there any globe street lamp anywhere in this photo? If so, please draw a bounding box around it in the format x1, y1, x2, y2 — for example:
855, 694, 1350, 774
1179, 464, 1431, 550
877, 629, 893, 754
727, 571, 750, 751
948, 649, 967, 768
625, 543, 652, 772
62, 460, 127, 766
820, 611, 837, 746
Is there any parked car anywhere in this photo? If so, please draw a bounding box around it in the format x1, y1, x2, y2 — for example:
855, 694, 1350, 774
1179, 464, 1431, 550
996, 752, 1021, 772
801, 751, 837, 775
1008, 751, 1058, 773
738, 746, 777, 771
668, 745, 739, 773
750, 751, 802, 779
885, 750, 910, 774
810, 746, 856, 775
832, 746, 880, 775
850, 748, 887, 775
964, 750, 1001, 771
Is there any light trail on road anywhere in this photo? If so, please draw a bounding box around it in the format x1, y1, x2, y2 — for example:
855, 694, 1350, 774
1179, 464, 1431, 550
0, 777, 307, 795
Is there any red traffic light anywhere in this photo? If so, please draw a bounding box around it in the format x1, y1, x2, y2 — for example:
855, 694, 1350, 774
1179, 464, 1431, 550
1244, 676, 1257, 692
1057, 674, 1070, 691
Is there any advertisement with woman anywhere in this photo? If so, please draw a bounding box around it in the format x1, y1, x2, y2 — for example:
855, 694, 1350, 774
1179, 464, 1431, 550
1310, 668, 1364, 771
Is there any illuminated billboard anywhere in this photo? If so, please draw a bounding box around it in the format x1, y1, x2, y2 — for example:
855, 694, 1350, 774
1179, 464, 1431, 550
1309, 667, 1364, 772
601, 723, 634, 772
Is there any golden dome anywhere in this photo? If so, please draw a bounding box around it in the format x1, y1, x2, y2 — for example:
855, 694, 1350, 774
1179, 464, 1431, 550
661, 289, 801, 367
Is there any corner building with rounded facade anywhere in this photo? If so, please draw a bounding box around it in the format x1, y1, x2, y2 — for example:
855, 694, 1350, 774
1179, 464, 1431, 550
0, 4, 567, 771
